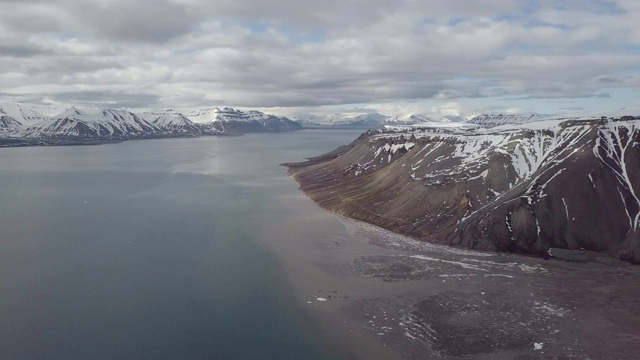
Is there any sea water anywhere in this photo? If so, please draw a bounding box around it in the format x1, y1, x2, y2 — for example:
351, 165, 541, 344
0, 129, 362, 360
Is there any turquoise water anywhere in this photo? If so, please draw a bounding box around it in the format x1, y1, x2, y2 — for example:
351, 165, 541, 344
0, 130, 362, 360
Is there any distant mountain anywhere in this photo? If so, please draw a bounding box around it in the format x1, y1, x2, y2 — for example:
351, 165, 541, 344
382, 113, 478, 130
296, 112, 391, 127
188, 107, 272, 123
385, 113, 438, 125
0, 103, 302, 147
187, 107, 302, 133
328, 112, 391, 126
468, 114, 544, 126
296, 111, 549, 128
442, 114, 468, 123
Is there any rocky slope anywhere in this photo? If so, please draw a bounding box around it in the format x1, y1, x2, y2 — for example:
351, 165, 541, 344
286, 115, 640, 263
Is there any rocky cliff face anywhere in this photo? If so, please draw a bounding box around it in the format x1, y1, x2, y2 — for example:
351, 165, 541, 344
286, 117, 640, 263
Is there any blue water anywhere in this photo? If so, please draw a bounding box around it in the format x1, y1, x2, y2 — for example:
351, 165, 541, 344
0, 130, 362, 360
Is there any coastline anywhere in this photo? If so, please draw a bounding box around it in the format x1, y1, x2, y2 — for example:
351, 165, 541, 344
258, 169, 640, 359
0, 132, 243, 148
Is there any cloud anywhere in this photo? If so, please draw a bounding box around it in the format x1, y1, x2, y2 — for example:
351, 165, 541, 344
0, 0, 638, 114
0, 44, 52, 57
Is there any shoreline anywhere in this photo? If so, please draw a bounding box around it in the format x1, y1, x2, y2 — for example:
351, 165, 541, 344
257, 169, 640, 359
0, 131, 247, 148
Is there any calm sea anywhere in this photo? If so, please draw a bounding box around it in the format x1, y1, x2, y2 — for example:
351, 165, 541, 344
0, 129, 362, 360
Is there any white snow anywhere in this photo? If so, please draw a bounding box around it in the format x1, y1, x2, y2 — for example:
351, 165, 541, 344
592, 119, 640, 230
411, 255, 489, 271
588, 173, 596, 189
468, 169, 489, 181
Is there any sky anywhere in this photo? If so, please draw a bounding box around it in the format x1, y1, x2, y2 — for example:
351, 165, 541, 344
0, 0, 639, 118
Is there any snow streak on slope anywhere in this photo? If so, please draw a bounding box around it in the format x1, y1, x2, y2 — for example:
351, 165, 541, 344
593, 120, 640, 230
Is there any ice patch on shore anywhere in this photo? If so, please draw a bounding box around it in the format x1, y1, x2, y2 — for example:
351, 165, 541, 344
411, 255, 488, 271
357, 222, 493, 257
533, 301, 566, 317
437, 273, 477, 279
411, 255, 548, 275
461, 258, 548, 274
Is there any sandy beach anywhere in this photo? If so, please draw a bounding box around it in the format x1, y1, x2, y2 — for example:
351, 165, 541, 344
256, 180, 640, 359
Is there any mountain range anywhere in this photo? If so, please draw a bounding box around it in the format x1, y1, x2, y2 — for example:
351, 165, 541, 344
295, 111, 551, 128
0, 104, 302, 146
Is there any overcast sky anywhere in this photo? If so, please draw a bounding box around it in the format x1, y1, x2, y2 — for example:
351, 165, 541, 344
1, 0, 639, 117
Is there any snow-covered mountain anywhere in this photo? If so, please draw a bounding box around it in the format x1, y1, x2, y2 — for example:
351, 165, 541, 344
0, 103, 52, 126
187, 107, 302, 133
442, 114, 467, 123
21, 107, 162, 138
140, 109, 201, 134
296, 112, 391, 127
188, 107, 274, 123
296, 111, 560, 129
296, 112, 463, 127
468, 114, 545, 126
0, 103, 303, 146
342, 112, 391, 126
385, 113, 438, 125
287, 114, 640, 263
383, 113, 479, 131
